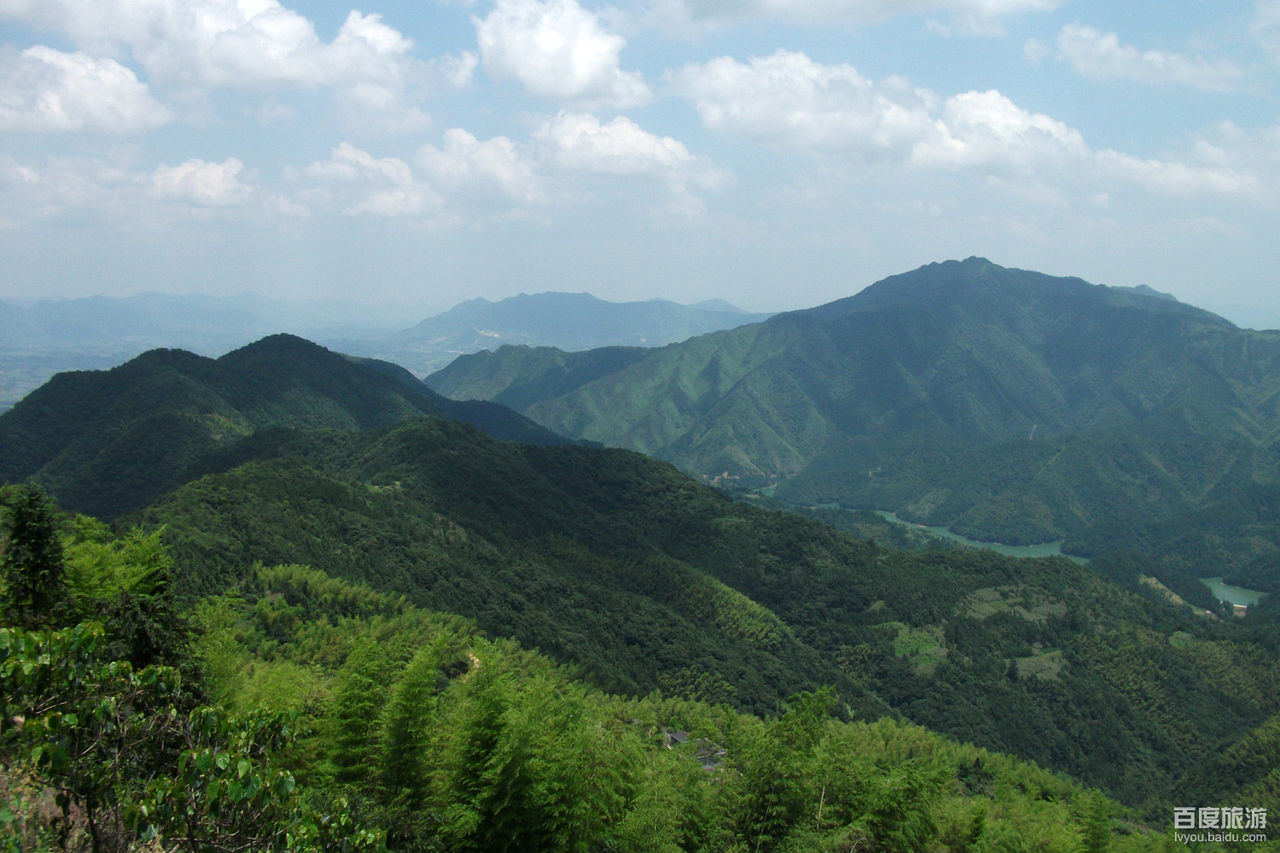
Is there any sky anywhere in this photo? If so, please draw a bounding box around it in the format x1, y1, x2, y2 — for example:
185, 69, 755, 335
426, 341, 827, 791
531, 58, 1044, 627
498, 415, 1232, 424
1, 0, 1278, 324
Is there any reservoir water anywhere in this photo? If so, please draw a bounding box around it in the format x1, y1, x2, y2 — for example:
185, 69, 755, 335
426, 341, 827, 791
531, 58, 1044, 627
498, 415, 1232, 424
873, 512, 1267, 605
1199, 576, 1266, 607
874, 510, 1089, 564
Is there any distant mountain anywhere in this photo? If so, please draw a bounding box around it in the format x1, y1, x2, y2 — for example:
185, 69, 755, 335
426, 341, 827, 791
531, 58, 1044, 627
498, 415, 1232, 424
0, 334, 567, 518
0, 291, 423, 351
431, 258, 1280, 588
338, 291, 772, 376
0, 291, 428, 412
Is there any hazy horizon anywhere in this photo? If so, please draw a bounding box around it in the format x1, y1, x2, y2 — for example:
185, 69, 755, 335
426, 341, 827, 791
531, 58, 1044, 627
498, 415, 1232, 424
5, 263, 1280, 332
3, 0, 1278, 325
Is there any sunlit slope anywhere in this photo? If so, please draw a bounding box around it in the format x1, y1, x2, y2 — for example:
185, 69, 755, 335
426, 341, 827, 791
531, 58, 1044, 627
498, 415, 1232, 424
439, 259, 1280, 550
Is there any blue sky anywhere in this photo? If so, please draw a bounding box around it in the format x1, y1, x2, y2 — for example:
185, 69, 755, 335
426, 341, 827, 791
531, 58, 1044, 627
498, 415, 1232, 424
2, 0, 1277, 324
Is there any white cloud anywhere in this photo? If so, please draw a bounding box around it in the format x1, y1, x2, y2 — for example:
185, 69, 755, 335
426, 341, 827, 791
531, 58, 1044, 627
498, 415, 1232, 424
1, 1, 409, 87
1052, 23, 1244, 91
641, 0, 1057, 31
0, 0, 434, 129
416, 128, 545, 205
475, 0, 650, 106
0, 46, 171, 133
1253, 0, 1280, 60
151, 157, 252, 206
431, 51, 479, 89
670, 50, 937, 155
673, 49, 1264, 200
1096, 151, 1260, 197
290, 117, 726, 222
533, 111, 729, 217
0, 154, 150, 222
303, 142, 441, 217
912, 89, 1087, 170
535, 111, 727, 187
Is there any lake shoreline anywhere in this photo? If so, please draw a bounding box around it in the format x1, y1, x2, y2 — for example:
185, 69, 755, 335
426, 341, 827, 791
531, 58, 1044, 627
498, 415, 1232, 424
873, 510, 1090, 564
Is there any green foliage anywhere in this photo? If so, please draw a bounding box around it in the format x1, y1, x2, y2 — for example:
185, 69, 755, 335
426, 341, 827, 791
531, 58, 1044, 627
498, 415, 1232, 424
0, 524, 384, 852
193, 565, 1184, 852
129, 415, 1280, 812
0, 621, 186, 848
2, 485, 68, 629
379, 642, 445, 806
63, 524, 170, 604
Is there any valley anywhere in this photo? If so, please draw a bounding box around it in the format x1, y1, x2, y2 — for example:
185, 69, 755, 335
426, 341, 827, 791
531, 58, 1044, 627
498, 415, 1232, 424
3, 259, 1278, 850
431, 258, 1280, 607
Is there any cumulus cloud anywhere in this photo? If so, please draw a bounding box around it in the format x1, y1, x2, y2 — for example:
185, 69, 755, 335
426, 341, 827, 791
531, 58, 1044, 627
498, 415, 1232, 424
533, 111, 729, 217
1, 1, 408, 86
151, 157, 252, 206
911, 89, 1087, 170
1051, 23, 1244, 91
0, 46, 171, 133
475, 0, 651, 106
535, 112, 727, 187
303, 142, 441, 217
416, 129, 545, 205
673, 48, 1261, 199
0, 0, 438, 129
670, 50, 936, 156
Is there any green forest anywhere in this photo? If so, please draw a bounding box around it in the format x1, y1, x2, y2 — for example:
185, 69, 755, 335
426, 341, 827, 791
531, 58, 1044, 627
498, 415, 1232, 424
2, 311, 1279, 850
0, 487, 1216, 851
429, 259, 1280, 597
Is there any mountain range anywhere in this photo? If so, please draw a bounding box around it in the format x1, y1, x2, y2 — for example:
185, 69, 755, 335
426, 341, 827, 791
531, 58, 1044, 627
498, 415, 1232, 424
2, 324, 1280, 818
429, 258, 1280, 592
7, 260, 1280, 830
335, 291, 771, 375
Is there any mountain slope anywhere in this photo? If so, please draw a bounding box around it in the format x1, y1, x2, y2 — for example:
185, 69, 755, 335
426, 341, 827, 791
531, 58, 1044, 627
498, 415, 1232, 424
132, 415, 1280, 809
0, 334, 566, 518
436, 259, 1280, 564
426, 344, 650, 410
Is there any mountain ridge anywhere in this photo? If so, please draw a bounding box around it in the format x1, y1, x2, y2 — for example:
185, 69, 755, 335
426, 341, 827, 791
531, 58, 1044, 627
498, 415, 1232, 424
430, 259, 1280, 577
0, 333, 569, 519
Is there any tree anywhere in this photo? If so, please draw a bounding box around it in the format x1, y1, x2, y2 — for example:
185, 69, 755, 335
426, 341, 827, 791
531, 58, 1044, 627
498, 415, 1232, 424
2, 485, 68, 629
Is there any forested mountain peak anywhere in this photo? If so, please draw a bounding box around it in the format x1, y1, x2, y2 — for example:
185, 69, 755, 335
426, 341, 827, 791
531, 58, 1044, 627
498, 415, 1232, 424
432, 259, 1280, 578
797, 257, 1228, 329
0, 335, 566, 518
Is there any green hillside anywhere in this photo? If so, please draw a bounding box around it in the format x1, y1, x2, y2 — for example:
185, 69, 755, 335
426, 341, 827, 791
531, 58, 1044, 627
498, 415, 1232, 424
5, 325, 1280, 827
0, 334, 567, 519
133, 416, 1280, 812
0, 504, 1189, 851
430, 258, 1280, 586
427, 344, 650, 411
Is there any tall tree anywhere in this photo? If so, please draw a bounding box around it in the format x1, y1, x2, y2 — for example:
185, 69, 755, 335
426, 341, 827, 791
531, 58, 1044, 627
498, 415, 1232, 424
2, 485, 68, 628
